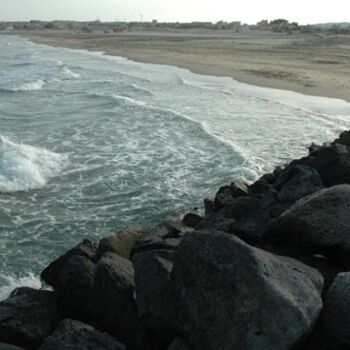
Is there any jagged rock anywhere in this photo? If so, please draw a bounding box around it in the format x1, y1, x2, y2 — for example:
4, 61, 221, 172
41, 239, 97, 288
182, 213, 203, 228
168, 337, 191, 350
96, 229, 145, 260
272, 165, 324, 205
219, 196, 271, 243
89, 252, 151, 350
214, 180, 249, 209
293, 143, 350, 187
56, 255, 96, 321
321, 272, 350, 347
333, 130, 350, 147
0, 288, 60, 349
38, 319, 126, 350
268, 185, 350, 269
171, 231, 323, 350
134, 250, 178, 344
131, 235, 181, 257
0, 343, 25, 350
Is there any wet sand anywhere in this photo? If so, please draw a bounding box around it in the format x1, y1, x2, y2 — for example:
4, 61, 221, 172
17, 29, 350, 102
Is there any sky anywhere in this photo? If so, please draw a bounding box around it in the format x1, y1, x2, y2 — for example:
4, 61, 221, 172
0, 0, 349, 24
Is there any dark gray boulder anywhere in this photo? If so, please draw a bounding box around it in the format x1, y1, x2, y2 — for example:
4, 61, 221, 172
293, 143, 350, 187
0, 288, 60, 349
56, 255, 96, 321
214, 180, 249, 210
268, 185, 350, 268
333, 129, 350, 147
272, 165, 324, 207
0, 343, 26, 350
171, 231, 323, 350
167, 337, 191, 350
96, 229, 144, 260
134, 250, 178, 344
89, 252, 151, 350
219, 196, 271, 243
38, 319, 126, 350
182, 213, 203, 228
41, 239, 97, 288
321, 272, 350, 347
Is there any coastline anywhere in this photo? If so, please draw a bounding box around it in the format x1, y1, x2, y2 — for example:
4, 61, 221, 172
14, 30, 350, 103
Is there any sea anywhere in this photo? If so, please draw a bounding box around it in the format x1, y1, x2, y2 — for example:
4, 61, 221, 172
0, 35, 350, 299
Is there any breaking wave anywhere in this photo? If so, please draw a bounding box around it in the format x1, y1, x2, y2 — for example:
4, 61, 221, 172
12, 79, 46, 92
0, 136, 66, 192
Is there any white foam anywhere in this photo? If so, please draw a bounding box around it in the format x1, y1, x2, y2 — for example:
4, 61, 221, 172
13, 79, 45, 92
63, 67, 80, 79
0, 136, 66, 192
0, 272, 42, 301
112, 94, 147, 107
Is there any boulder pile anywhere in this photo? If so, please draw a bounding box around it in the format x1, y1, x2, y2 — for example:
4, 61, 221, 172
1, 129, 350, 349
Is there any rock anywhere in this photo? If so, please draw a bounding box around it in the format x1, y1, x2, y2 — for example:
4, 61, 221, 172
203, 198, 215, 216
96, 229, 144, 260
171, 231, 323, 350
38, 319, 126, 350
56, 255, 96, 321
41, 239, 97, 288
321, 272, 350, 347
182, 213, 203, 228
89, 252, 151, 350
268, 185, 350, 268
214, 181, 249, 211
293, 143, 350, 187
333, 129, 350, 147
249, 171, 278, 195
272, 165, 324, 205
0, 288, 61, 349
0, 343, 26, 350
219, 196, 271, 244
134, 250, 178, 344
167, 337, 191, 350
131, 235, 181, 257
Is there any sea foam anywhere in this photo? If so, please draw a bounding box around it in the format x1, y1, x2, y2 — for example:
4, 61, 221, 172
13, 79, 46, 92
0, 136, 65, 192
0, 272, 42, 301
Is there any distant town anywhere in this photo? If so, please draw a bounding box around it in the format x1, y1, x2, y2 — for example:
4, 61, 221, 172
1, 19, 350, 35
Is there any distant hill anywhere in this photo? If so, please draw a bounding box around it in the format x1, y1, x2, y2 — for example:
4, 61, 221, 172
314, 22, 350, 29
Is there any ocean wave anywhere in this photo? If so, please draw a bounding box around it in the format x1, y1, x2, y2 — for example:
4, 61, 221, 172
63, 67, 80, 79
0, 136, 66, 192
0, 272, 42, 301
12, 79, 46, 92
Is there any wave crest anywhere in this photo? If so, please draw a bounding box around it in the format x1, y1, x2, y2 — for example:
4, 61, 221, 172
13, 79, 46, 92
0, 272, 42, 301
63, 67, 80, 79
0, 136, 66, 192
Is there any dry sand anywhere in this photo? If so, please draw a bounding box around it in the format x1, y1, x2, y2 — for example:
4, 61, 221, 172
18, 29, 350, 102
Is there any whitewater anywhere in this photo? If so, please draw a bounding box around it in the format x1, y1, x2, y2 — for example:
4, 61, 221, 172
0, 35, 350, 300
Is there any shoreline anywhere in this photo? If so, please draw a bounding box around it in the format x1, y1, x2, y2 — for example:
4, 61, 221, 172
13, 30, 350, 103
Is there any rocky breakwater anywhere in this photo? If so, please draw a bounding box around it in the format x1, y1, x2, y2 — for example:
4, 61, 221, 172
1, 129, 350, 349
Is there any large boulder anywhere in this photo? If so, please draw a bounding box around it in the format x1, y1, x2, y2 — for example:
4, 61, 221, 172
0, 288, 61, 349
218, 196, 271, 243
89, 252, 151, 350
167, 337, 191, 350
321, 272, 350, 347
292, 143, 350, 187
38, 319, 126, 350
171, 231, 323, 350
268, 185, 350, 268
134, 250, 178, 344
96, 229, 145, 260
271, 165, 324, 209
0, 344, 25, 350
41, 239, 97, 288
55, 255, 96, 321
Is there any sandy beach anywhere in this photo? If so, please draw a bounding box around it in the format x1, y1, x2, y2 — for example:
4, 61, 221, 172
15, 29, 350, 102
